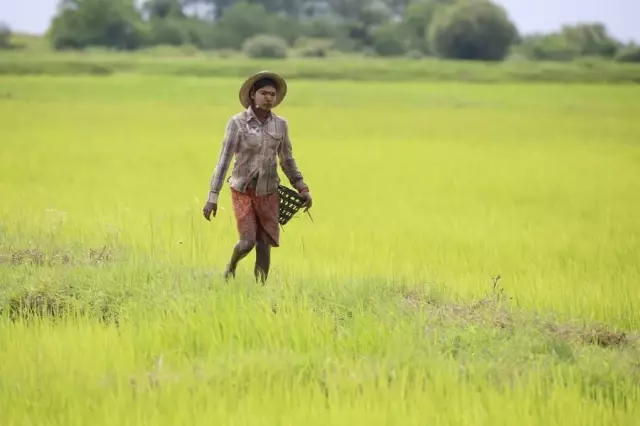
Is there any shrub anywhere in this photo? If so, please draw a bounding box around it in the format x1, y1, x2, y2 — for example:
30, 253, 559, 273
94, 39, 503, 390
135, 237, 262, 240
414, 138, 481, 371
515, 33, 579, 62
561, 23, 620, 58
300, 17, 342, 40
209, 2, 298, 50
402, 0, 456, 54
405, 49, 424, 59
429, 0, 519, 61
372, 24, 407, 57
149, 18, 189, 46
295, 37, 332, 58
49, 0, 147, 50
616, 44, 640, 63
0, 22, 11, 49
242, 34, 288, 59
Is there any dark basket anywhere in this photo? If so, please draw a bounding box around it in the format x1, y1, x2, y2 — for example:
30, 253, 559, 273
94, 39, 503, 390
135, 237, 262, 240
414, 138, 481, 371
278, 184, 305, 226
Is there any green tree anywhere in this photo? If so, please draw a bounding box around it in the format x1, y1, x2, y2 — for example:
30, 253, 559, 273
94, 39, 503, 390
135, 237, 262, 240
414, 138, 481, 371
372, 22, 406, 56
207, 2, 271, 48
143, 0, 186, 19
148, 18, 190, 45
208, 1, 299, 49
49, 0, 147, 50
616, 42, 640, 63
182, 18, 218, 48
142, 0, 207, 47
0, 22, 11, 49
561, 23, 620, 58
402, 0, 454, 53
181, 0, 234, 19
515, 33, 579, 61
328, 0, 392, 47
382, 0, 413, 17
299, 16, 342, 39
429, 0, 518, 61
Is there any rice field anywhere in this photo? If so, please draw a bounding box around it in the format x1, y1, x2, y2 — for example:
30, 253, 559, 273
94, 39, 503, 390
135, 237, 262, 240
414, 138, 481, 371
0, 74, 639, 425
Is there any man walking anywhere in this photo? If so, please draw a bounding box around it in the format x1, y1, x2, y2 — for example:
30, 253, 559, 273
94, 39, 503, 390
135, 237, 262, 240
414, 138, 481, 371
202, 71, 312, 283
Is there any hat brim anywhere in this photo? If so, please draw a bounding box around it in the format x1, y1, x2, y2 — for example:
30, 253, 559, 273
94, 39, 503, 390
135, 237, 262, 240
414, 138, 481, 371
239, 71, 288, 109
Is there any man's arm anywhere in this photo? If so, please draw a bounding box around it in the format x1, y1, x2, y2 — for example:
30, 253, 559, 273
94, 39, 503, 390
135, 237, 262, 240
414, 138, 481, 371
208, 118, 240, 204
277, 120, 308, 193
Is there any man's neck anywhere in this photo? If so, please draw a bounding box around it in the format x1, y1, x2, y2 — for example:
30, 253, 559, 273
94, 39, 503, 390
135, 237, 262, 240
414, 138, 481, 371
251, 105, 270, 122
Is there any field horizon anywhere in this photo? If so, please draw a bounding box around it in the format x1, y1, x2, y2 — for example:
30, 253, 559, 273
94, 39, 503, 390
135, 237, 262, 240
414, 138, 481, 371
2, 39, 640, 84
1, 72, 639, 424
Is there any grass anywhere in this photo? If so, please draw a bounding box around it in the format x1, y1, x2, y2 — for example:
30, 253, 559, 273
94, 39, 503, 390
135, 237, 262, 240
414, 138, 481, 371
2, 48, 640, 83
1, 74, 639, 424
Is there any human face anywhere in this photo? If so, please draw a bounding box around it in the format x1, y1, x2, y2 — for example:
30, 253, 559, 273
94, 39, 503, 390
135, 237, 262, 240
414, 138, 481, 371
253, 85, 277, 110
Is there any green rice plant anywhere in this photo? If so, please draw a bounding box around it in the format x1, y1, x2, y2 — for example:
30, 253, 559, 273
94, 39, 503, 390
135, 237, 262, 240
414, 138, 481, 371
0, 75, 638, 425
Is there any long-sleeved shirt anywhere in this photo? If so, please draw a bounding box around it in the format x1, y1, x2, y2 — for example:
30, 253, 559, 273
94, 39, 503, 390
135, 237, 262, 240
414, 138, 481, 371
207, 107, 308, 204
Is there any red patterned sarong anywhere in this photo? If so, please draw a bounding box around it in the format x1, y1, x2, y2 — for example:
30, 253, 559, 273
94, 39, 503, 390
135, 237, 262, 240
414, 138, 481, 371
230, 188, 280, 247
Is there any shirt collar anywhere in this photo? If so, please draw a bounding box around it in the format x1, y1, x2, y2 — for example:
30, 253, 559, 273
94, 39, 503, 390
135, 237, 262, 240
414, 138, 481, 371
245, 106, 274, 123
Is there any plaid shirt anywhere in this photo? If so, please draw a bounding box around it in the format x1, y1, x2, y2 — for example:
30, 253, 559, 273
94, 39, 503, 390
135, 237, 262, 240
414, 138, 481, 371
207, 107, 308, 204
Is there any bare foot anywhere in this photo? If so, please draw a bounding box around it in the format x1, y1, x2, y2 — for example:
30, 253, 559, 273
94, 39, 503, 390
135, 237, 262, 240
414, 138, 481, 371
223, 265, 235, 282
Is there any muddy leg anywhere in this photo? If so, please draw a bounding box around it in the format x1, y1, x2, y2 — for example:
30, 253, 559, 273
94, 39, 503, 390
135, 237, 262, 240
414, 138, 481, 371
224, 239, 255, 281
254, 241, 271, 284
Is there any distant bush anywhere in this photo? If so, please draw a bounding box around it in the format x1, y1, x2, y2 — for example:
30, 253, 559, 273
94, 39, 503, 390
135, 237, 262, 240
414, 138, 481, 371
5, 0, 635, 65
0, 22, 11, 49
429, 0, 519, 61
402, 0, 456, 55
294, 37, 332, 58
49, 0, 147, 50
207, 2, 298, 50
148, 18, 189, 46
561, 23, 620, 59
242, 34, 288, 59
372, 24, 407, 57
405, 49, 424, 59
299, 45, 327, 58
514, 23, 621, 62
616, 44, 640, 63
516, 34, 579, 62
299, 17, 343, 40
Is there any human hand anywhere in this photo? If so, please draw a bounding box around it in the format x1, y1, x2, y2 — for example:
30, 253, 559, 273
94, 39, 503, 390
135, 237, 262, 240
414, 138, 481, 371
202, 202, 217, 221
300, 191, 312, 212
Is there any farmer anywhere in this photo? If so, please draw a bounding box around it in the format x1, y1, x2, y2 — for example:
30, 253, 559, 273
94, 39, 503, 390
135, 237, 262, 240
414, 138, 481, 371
202, 71, 312, 283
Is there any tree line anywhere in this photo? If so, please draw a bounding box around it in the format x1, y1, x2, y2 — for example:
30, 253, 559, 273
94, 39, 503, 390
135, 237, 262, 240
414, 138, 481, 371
2, 0, 640, 62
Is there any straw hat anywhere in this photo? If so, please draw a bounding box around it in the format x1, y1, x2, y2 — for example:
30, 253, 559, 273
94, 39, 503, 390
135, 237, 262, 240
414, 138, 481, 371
238, 70, 288, 109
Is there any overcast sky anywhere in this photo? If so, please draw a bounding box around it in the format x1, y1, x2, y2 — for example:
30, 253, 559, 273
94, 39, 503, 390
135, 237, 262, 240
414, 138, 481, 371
1, 0, 638, 43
